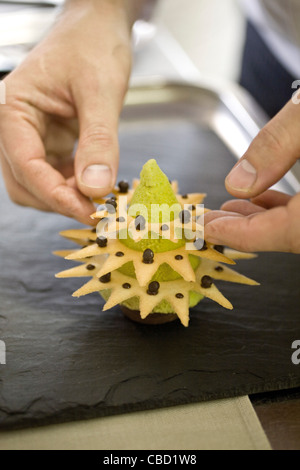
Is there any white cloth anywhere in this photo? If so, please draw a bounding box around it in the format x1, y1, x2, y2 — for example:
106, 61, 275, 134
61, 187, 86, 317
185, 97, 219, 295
241, 0, 300, 77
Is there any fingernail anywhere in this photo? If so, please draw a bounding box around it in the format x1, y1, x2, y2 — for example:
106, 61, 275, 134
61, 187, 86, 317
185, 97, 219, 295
226, 160, 257, 192
81, 164, 113, 188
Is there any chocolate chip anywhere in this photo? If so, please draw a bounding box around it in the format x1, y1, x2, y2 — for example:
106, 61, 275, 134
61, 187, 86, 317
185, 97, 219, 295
99, 273, 111, 283
175, 255, 183, 260
116, 216, 126, 223
115, 251, 124, 257
214, 245, 224, 254
182, 194, 188, 199
135, 215, 146, 231
147, 281, 160, 295
91, 228, 97, 233
201, 275, 213, 289
189, 205, 196, 211
175, 293, 184, 299
86, 264, 95, 271
143, 249, 154, 264
215, 266, 224, 272
122, 283, 131, 289
179, 210, 191, 224
105, 198, 117, 214
118, 181, 129, 193
161, 224, 169, 231
194, 239, 208, 251
96, 236, 107, 248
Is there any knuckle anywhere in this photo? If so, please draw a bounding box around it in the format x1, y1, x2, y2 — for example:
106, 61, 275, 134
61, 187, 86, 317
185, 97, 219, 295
50, 184, 69, 207
12, 158, 38, 186
224, 217, 255, 253
50, 184, 78, 217
11, 163, 26, 184
79, 125, 116, 150
258, 122, 290, 154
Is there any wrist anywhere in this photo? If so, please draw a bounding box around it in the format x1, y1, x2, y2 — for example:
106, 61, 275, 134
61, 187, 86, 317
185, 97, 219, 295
62, 0, 144, 30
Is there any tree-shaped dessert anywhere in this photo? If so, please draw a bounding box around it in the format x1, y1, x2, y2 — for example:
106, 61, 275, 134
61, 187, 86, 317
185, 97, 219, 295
56, 160, 258, 326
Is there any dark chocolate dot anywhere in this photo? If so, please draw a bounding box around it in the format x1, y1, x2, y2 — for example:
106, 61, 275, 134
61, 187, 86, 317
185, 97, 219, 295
175, 255, 183, 260
86, 264, 95, 271
161, 224, 169, 231
105, 198, 117, 214
147, 281, 160, 296
214, 245, 224, 254
118, 181, 129, 194
201, 275, 213, 289
194, 239, 208, 251
96, 236, 107, 248
189, 205, 196, 211
122, 283, 131, 289
179, 210, 191, 224
115, 251, 124, 257
116, 216, 126, 223
143, 249, 154, 265
99, 273, 111, 283
215, 266, 224, 272
91, 227, 97, 233
135, 215, 146, 231
175, 293, 184, 299
182, 194, 188, 199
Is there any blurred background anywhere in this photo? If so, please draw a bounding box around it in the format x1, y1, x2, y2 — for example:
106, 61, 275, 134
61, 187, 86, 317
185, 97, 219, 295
0, 0, 245, 82
152, 0, 245, 82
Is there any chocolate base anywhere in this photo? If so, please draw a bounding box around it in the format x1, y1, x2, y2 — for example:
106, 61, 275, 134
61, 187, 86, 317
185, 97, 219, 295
120, 306, 178, 325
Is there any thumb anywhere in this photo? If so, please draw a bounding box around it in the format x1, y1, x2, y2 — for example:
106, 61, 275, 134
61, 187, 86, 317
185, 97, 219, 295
225, 99, 300, 199
74, 80, 125, 199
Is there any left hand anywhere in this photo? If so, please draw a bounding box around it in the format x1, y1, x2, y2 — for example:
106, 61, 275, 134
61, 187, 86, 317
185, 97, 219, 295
203, 99, 300, 253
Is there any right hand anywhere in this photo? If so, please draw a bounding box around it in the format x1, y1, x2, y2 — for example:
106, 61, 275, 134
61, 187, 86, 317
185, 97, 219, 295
0, 0, 133, 225
203, 98, 300, 253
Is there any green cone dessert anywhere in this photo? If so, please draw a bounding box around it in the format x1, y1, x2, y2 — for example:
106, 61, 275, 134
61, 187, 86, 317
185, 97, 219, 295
55, 159, 259, 327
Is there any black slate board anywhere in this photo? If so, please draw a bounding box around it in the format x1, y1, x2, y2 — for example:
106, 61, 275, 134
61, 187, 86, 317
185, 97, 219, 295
0, 119, 299, 430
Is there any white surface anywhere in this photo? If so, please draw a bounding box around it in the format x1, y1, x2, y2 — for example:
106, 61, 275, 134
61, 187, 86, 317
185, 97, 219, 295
152, 0, 246, 82
0, 5, 58, 47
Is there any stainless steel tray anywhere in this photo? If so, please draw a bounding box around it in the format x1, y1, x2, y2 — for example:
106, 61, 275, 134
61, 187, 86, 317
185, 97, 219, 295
121, 79, 300, 196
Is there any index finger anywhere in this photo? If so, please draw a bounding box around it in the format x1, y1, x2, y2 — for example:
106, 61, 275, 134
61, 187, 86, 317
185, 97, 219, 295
0, 116, 96, 225
204, 206, 291, 253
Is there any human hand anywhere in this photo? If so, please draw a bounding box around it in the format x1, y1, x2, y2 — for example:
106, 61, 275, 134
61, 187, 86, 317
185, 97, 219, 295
203, 99, 300, 253
0, 0, 134, 225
